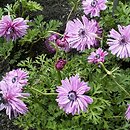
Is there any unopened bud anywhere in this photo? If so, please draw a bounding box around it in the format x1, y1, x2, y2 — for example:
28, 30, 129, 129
55, 59, 67, 71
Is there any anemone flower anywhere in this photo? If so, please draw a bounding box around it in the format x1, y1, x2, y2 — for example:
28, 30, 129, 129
3, 69, 28, 90
107, 25, 130, 58
65, 15, 100, 51
56, 75, 93, 115
0, 15, 28, 41
0, 80, 29, 119
88, 48, 108, 63
82, 0, 107, 17
125, 104, 130, 120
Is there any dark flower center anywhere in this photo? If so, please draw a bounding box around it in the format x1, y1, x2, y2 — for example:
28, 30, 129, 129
78, 29, 86, 38
120, 37, 127, 45
68, 91, 77, 101
95, 54, 100, 59
0, 93, 5, 104
12, 76, 18, 83
91, 0, 98, 7
7, 27, 15, 35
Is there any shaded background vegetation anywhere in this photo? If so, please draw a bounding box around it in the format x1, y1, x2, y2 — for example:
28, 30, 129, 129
0, 0, 70, 21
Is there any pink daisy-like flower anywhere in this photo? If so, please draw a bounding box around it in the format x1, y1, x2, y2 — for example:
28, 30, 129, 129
82, 0, 107, 17
65, 15, 100, 51
88, 48, 108, 63
0, 15, 29, 41
107, 25, 130, 58
0, 80, 29, 119
125, 104, 130, 120
56, 75, 93, 115
3, 69, 28, 89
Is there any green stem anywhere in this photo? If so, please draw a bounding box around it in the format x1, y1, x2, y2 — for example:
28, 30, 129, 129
67, 0, 80, 22
54, 44, 62, 84
96, 36, 102, 40
31, 87, 57, 95
99, 62, 130, 97
57, 70, 62, 84
99, 62, 112, 75
67, 4, 75, 22
55, 45, 59, 61
111, 76, 130, 97
48, 31, 63, 37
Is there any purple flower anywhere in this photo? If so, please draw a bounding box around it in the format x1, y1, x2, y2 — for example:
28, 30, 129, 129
3, 69, 28, 90
82, 0, 107, 17
55, 59, 67, 71
0, 15, 29, 41
65, 15, 100, 51
44, 39, 56, 55
107, 25, 130, 58
56, 35, 70, 52
0, 80, 29, 119
125, 104, 130, 120
48, 34, 59, 42
88, 48, 108, 63
56, 75, 93, 115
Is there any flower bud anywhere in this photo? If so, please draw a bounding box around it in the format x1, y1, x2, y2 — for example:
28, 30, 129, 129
55, 59, 67, 71
56, 39, 66, 47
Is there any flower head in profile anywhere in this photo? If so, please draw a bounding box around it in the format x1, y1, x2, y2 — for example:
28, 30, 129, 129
0, 80, 29, 119
125, 104, 130, 120
48, 33, 59, 42
56, 75, 93, 115
65, 15, 100, 51
3, 69, 28, 90
0, 15, 29, 41
107, 25, 130, 58
82, 0, 107, 17
56, 35, 70, 52
88, 48, 108, 63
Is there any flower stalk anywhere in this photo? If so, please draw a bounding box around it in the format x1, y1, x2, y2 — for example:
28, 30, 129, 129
99, 62, 130, 97
57, 70, 62, 84
31, 87, 57, 95
99, 62, 112, 75
48, 31, 63, 37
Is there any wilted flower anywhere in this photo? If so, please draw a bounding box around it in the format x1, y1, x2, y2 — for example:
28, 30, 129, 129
3, 69, 28, 89
56, 35, 70, 52
0, 15, 28, 41
48, 34, 59, 42
56, 75, 93, 115
65, 15, 100, 51
55, 59, 67, 71
82, 0, 107, 17
125, 104, 130, 120
107, 25, 130, 58
88, 48, 108, 63
44, 39, 56, 55
0, 80, 29, 119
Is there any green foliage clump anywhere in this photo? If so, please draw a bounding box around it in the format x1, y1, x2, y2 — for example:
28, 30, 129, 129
12, 48, 130, 129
